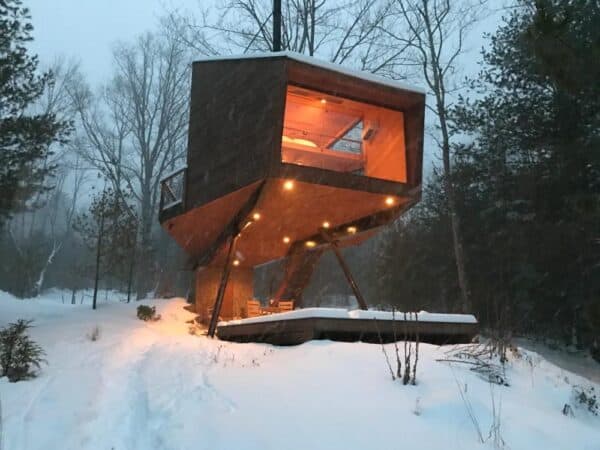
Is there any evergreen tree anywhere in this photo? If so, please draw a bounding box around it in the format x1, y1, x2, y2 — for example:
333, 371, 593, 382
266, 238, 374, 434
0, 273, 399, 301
0, 319, 46, 382
377, 0, 599, 352
73, 187, 138, 292
0, 0, 70, 227
451, 0, 600, 343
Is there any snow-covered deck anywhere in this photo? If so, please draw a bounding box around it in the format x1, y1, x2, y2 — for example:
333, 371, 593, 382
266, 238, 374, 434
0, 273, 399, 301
220, 308, 477, 326
217, 307, 478, 346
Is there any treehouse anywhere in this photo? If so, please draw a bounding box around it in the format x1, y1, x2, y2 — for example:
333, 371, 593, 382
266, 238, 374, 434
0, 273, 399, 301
159, 52, 431, 339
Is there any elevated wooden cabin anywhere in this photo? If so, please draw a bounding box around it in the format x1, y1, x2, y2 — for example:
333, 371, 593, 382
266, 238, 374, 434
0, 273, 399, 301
159, 52, 425, 329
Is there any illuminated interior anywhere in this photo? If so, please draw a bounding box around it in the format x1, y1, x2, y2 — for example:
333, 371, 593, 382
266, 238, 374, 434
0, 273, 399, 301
281, 86, 407, 183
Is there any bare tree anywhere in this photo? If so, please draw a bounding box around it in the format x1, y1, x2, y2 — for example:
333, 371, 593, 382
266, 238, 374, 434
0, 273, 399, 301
4, 57, 87, 297
164, 0, 408, 75
384, 0, 488, 312
70, 31, 190, 298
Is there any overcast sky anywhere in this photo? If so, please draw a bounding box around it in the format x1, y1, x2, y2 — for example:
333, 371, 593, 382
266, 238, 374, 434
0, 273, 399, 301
27, 0, 502, 87
27, 0, 197, 85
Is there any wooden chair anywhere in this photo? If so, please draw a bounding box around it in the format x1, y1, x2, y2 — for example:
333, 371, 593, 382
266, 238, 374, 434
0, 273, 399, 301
247, 299, 261, 318
278, 300, 294, 312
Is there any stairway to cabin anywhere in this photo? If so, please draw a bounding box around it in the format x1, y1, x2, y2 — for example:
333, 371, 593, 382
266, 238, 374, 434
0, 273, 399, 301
273, 245, 325, 307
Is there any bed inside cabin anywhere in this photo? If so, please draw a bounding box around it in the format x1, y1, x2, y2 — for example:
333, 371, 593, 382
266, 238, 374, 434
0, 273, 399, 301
281, 86, 408, 183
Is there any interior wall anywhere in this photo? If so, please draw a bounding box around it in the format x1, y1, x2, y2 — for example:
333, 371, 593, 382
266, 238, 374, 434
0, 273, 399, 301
364, 109, 406, 183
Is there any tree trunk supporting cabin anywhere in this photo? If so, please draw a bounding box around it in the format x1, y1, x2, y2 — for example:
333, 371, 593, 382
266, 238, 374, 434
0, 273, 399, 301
272, 244, 325, 307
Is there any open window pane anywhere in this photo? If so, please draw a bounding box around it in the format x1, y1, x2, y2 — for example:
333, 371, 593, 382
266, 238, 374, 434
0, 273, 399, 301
282, 86, 407, 182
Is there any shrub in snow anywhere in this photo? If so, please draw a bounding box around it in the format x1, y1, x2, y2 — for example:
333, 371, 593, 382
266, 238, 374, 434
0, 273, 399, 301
87, 325, 101, 341
562, 403, 574, 417
413, 397, 422, 416
375, 311, 420, 385
0, 319, 46, 382
137, 305, 160, 322
188, 322, 202, 336
573, 385, 598, 416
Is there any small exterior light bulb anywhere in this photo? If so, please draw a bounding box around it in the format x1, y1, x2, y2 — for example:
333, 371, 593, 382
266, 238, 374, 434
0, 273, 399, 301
252, 212, 261, 220
322, 221, 330, 229
347, 226, 357, 234
385, 196, 395, 206
233, 259, 240, 266
320, 98, 327, 104
283, 180, 294, 190
283, 236, 291, 244
305, 240, 317, 248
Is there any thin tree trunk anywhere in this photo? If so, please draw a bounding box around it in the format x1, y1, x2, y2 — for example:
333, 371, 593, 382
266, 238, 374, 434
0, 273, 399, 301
127, 239, 136, 303
92, 212, 105, 310
32, 241, 62, 297
446, 179, 472, 313
422, 2, 472, 313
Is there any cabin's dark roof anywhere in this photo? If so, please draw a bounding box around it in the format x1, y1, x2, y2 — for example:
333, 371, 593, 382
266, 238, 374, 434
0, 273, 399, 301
193, 51, 426, 95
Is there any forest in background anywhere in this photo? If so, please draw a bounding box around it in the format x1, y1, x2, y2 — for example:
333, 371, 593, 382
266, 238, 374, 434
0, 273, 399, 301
0, 0, 598, 354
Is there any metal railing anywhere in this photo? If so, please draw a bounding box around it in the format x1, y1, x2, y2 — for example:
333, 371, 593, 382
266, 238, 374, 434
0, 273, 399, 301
159, 167, 186, 212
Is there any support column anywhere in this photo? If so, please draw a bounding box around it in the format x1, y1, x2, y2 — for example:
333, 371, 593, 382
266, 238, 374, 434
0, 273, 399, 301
320, 230, 369, 310
207, 235, 238, 337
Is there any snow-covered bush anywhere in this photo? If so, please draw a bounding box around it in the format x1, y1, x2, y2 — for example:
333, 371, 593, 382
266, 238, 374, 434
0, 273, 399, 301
573, 386, 598, 416
137, 305, 160, 322
87, 325, 101, 341
0, 319, 46, 382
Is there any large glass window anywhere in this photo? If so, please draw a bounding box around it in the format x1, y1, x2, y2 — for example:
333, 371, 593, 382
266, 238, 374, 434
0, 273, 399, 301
281, 86, 407, 183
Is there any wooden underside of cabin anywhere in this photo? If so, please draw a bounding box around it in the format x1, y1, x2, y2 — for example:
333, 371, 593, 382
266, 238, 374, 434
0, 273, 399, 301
162, 177, 417, 269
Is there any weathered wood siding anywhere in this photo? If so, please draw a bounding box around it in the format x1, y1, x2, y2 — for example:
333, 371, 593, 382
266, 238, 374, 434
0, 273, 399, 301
195, 266, 254, 322
186, 57, 288, 209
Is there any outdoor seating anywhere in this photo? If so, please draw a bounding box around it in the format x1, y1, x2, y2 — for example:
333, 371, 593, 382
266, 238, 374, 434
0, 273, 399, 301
247, 300, 261, 318
278, 300, 294, 312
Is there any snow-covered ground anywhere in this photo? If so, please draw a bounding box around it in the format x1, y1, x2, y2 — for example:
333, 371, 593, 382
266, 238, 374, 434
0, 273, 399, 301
1, 291, 599, 450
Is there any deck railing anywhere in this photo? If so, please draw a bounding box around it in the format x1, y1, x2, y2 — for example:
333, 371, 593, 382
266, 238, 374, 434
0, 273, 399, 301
159, 167, 186, 212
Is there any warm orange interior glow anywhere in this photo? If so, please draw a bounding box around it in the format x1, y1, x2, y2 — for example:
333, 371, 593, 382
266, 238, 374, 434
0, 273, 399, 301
282, 86, 407, 183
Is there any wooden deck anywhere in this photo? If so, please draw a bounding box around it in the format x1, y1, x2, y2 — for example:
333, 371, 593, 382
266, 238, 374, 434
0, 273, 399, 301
217, 309, 478, 346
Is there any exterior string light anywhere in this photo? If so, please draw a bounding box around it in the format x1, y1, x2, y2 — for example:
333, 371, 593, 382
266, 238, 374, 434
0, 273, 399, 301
283, 236, 291, 244
305, 240, 317, 248
322, 221, 330, 229
347, 226, 357, 234
283, 180, 295, 190
252, 212, 261, 220
385, 196, 395, 206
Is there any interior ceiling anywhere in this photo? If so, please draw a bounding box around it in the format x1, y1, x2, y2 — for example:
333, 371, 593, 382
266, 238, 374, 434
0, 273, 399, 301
283, 86, 376, 147
283, 100, 359, 148
163, 178, 404, 268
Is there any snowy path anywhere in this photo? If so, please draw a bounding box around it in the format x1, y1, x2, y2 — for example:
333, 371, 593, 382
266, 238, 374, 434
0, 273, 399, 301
1, 293, 599, 450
